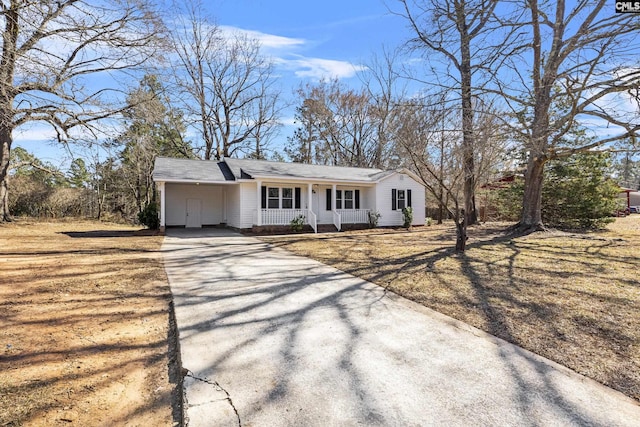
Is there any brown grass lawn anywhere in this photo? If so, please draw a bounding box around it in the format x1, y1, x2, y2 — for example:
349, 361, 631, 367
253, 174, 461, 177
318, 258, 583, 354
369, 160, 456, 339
261, 215, 640, 402
0, 219, 178, 426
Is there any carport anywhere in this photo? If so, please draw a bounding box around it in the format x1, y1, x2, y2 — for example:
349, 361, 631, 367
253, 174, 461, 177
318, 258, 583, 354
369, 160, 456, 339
162, 182, 229, 228
153, 157, 237, 230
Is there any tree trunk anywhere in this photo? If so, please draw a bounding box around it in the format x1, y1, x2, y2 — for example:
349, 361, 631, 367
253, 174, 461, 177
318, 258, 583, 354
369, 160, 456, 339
0, 126, 13, 222
455, 210, 467, 252
520, 155, 546, 230
458, 2, 478, 227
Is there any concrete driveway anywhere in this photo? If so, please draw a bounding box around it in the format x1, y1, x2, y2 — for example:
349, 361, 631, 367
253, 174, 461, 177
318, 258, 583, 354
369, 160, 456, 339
162, 228, 640, 427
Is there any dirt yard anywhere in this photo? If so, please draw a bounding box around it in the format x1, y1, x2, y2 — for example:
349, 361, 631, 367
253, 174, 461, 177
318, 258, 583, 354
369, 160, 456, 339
261, 215, 640, 402
0, 219, 179, 426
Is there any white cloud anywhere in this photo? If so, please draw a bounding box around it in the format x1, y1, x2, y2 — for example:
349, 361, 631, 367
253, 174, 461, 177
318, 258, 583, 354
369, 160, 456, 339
13, 125, 57, 143
219, 26, 305, 51
218, 26, 365, 81
278, 56, 367, 80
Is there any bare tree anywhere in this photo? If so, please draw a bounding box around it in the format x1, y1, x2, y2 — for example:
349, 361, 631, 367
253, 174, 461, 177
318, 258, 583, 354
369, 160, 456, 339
496, 0, 640, 230
169, 0, 282, 160
395, 0, 503, 226
286, 79, 385, 168
394, 99, 470, 250
359, 48, 408, 169
0, 0, 163, 222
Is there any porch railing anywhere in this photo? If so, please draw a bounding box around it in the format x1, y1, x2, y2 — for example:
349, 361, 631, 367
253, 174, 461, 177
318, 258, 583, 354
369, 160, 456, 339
260, 209, 308, 226
337, 209, 370, 225
332, 210, 341, 232
307, 210, 317, 233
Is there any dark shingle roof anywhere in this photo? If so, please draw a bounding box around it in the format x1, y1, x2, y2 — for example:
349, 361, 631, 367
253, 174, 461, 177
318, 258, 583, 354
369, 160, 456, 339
152, 157, 235, 182
153, 157, 399, 184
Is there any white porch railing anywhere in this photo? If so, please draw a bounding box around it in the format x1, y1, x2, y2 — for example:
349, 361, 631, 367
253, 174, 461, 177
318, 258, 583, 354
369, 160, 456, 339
260, 209, 308, 226
307, 210, 317, 233
332, 210, 341, 231
337, 209, 371, 224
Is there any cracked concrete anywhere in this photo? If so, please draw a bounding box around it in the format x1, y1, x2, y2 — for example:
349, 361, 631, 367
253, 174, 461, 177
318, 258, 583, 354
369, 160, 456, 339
163, 228, 640, 427
183, 371, 242, 427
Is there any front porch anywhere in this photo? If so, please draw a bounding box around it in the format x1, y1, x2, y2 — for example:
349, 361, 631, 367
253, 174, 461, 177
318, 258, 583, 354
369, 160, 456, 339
256, 208, 371, 233
253, 180, 375, 233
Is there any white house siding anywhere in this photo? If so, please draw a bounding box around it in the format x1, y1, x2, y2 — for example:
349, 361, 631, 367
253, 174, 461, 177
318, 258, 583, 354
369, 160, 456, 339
364, 187, 376, 210
239, 182, 258, 228
375, 174, 426, 227
225, 184, 242, 229
165, 183, 225, 226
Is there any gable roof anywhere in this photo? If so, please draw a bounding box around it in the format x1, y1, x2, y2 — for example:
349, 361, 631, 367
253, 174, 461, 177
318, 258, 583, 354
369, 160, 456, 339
152, 157, 235, 183
153, 156, 423, 186
223, 158, 389, 182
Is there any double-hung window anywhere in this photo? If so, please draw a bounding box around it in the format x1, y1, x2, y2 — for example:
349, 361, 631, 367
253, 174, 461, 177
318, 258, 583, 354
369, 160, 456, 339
326, 189, 360, 210
344, 190, 354, 209
397, 190, 406, 210
282, 188, 293, 209
262, 186, 301, 209
268, 188, 280, 209
392, 189, 412, 211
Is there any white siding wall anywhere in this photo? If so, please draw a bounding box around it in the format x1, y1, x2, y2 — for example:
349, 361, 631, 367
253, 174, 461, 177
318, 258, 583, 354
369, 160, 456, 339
364, 187, 376, 210
375, 174, 426, 227
239, 182, 258, 228
165, 183, 225, 226
225, 184, 242, 229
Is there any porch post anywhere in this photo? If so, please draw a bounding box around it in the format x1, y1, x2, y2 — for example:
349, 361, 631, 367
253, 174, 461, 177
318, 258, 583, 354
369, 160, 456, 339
158, 182, 166, 232
332, 184, 337, 211
256, 180, 262, 226
307, 183, 312, 212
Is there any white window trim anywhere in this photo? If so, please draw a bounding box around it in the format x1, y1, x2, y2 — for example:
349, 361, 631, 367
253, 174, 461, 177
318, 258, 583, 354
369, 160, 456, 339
267, 186, 295, 209
397, 189, 406, 210
336, 188, 357, 210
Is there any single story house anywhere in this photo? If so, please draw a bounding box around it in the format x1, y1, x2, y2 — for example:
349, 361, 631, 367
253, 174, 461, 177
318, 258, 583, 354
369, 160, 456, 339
152, 157, 426, 232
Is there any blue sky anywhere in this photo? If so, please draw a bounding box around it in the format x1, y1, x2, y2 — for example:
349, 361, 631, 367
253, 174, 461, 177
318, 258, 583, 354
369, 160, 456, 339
15, 0, 412, 168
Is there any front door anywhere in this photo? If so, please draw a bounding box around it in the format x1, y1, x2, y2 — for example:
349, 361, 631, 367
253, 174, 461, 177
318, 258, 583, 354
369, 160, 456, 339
186, 198, 202, 228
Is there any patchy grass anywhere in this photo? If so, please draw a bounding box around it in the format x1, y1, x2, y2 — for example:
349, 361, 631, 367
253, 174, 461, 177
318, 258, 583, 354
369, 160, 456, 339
0, 219, 178, 426
261, 215, 640, 402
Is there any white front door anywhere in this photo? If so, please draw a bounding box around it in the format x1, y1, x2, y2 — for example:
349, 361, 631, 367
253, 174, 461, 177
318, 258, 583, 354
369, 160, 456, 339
186, 198, 202, 228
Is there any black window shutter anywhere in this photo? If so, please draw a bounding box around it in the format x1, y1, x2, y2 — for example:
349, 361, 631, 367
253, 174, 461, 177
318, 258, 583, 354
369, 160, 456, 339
407, 189, 412, 207
261, 186, 267, 209
295, 187, 301, 209
355, 190, 360, 209
326, 188, 331, 211
392, 189, 397, 211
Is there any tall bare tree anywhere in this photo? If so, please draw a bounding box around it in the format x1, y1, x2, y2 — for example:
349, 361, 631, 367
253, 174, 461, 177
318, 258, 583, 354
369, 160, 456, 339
396, 0, 502, 226
286, 79, 386, 168
497, 0, 640, 230
170, 0, 282, 160
394, 99, 470, 250
0, 0, 163, 222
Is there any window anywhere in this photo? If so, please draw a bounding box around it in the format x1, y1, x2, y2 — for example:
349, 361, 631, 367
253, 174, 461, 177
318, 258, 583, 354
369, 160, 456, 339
263, 186, 300, 209
344, 190, 354, 209
392, 189, 412, 211
328, 188, 360, 210
397, 190, 405, 210
268, 188, 279, 209
282, 188, 293, 209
